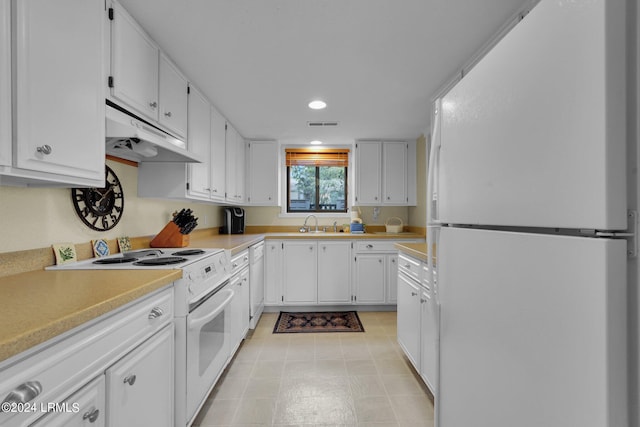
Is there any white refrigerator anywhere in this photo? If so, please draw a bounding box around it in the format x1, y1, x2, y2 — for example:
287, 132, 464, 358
428, 0, 631, 426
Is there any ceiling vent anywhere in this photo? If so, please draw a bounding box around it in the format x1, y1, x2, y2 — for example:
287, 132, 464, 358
307, 121, 339, 127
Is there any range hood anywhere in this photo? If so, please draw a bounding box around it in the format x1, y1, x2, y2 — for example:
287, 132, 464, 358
105, 104, 202, 163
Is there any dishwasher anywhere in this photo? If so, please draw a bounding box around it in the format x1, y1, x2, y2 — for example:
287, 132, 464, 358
249, 242, 265, 329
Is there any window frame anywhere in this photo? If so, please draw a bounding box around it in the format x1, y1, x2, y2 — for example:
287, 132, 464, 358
286, 164, 349, 214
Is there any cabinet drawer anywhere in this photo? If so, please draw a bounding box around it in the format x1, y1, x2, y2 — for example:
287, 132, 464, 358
399, 254, 422, 283
230, 250, 250, 275
355, 241, 397, 252
0, 287, 173, 427
30, 375, 105, 427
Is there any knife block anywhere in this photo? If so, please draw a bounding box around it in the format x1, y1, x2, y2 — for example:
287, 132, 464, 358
150, 222, 190, 248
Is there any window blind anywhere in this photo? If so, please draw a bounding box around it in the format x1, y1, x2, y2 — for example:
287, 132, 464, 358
285, 148, 349, 167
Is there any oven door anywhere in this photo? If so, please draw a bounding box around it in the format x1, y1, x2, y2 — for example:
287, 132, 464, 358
185, 285, 234, 419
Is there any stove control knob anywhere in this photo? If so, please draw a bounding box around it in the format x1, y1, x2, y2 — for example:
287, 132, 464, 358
188, 272, 196, 281
188, 283, 195, 295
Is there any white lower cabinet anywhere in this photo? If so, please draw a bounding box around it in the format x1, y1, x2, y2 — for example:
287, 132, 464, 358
317, 241, 352, 304
0, 288, 174, 427
230, 263, 250, 352
105, 324, 173, 427
266, 239, 422, 307
264, 241, 284, 305
396, 252, 438, 396
283, 241, 317, 304
353, 254, 386, 303
397, 272, 421, 368
31, 376, 105, 427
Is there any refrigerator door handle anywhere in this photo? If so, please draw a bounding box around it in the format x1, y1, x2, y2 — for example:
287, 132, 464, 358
427, 98, 442, 226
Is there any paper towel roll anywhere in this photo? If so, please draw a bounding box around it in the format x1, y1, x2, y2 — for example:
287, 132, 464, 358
351, 218, 363, 224
350, 210, 360, 221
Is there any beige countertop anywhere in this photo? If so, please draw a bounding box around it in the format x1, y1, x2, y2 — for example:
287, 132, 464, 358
395, 242, 428, 261
0, 269, 180, 363
0, 231, 424, 364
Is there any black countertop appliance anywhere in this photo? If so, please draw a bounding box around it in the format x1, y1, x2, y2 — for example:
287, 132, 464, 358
223, 207, 245, 234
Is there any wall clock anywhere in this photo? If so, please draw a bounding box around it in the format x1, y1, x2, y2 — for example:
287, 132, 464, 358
71, 166, 124, 231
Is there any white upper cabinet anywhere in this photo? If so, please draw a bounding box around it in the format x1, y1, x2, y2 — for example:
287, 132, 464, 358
1, 0, 105, 186
354, 142, 382, 204
247, 140, 279, 205
109, 1, 159, 122
225, 124, 245, 204
158, 53, 188, 139
382, 142, 408, 204
210, 105, 226, 201
354, 140, 415, 206
0, 0, 10, 168
186, 85, 211, 200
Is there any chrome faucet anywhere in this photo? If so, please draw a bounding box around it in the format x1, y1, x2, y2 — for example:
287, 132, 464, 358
333, 221, 338, 232
301, 214, 318, 232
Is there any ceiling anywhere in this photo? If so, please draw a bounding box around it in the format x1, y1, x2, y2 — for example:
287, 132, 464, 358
118, 0, 532, 146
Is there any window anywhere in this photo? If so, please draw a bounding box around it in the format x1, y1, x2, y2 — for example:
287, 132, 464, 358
286, 148, 349, 213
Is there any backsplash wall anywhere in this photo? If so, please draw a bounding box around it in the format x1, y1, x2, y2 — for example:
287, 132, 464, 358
0, 160, 223, 253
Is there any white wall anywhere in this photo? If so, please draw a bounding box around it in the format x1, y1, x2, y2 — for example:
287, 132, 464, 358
0, 159, 222, 253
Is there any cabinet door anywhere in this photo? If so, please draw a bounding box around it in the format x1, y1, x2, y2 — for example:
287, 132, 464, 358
397, 273, 420, 370
235, 136, 246, 203
0, 0, 9, 167
110, 2, 159, 121
264, 241, 283, 304
187, 85, 211, 200
318, 241, 351, 304
105, 325, 173, 427
386, 254, 398, 303
31, 375, 105, 427
14, 0, 104, 182
158, 53, 188, 138
283, 241, 317, 304
248, 141, 279, 205
210, 105, 226, 201
225, 123, 237, 202
354, 254, 386, 303
420, 289, 438, 395
354, 142, 381, 204
230, 268, 250, 352
383, 142, 408, 204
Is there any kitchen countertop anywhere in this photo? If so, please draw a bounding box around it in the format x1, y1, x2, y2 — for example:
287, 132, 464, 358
0, 269, 180, 364
0, 231, 425, 364
395, 242, 428, 261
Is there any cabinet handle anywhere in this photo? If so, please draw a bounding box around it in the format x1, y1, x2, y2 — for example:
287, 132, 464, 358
123, 375, 136, 386
411, 292, 418, 296
309, 246, 314, 251
83, 408, 100, 423
149, 101, 157, 109
375, 196, 378, 200
391, 259, 396, 263
148, 307, 164, 319
322, 246, 326, 251
212, 189, 218, 193
420, 298, 426, 304
1, 381, 42, 409
244, 256, 248, 262
232, 262, 238, 268
366, 244, 373, 249
379, 259, 383, 263
404, 264, 411, 268
387, 196, 391, 200
36, 145, 52, 155
164, 111, 172, 117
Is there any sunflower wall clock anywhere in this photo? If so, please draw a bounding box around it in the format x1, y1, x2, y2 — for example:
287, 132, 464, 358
71, 165, 124, 231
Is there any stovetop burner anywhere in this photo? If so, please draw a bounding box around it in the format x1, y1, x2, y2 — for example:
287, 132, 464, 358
172, 249, 205, 256
93, 257, 138, 264
133, 256, 188, 266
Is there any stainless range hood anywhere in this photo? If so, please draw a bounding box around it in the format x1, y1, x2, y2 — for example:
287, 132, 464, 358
106, 104, 202, 163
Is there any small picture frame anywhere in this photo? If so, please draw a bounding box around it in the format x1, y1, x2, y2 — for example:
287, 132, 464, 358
117, 236, 131, 253
52, 243, 77, 265
92, 239, 110, 258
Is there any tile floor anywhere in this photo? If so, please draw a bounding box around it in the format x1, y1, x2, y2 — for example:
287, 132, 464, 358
192, 311, 435, 427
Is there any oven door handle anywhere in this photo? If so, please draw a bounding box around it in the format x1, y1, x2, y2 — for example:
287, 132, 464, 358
188, 289, 235, 329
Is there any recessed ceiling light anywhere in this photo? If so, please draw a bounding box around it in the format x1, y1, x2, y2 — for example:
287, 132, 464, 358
310, 140, 323, 145
308, 100, 327, 110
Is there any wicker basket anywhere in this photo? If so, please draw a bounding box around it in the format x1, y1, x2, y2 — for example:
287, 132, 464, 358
385, 217, 403, 233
